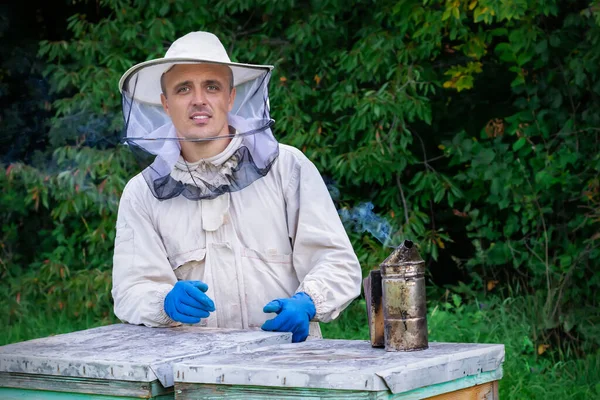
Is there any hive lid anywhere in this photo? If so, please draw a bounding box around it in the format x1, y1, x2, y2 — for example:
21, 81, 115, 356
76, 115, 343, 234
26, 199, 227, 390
0, 324, 291, 387
173, 340, 505, 394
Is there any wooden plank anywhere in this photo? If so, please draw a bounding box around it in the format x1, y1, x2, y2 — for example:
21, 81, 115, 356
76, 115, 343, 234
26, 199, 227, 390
0, 372, 172, 398
376, 370, 502, 400
0, 386, 174, 399
425, 381, 497, 400
174, 371, 502, 400
175, 381, 501, 400
176, 383, 379, 399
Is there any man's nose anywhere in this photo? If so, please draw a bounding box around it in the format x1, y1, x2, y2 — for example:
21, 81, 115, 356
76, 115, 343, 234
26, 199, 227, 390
191, 88, 207, 105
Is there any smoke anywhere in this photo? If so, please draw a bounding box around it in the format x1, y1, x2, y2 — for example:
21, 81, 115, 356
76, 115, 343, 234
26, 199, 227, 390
339, 202, 397, 247
324, 178, 341, 201
49, 111, 121, 150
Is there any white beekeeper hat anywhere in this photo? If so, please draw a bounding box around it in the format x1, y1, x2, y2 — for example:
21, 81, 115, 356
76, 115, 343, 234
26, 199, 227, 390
119, 31, 274, 105
118, 31, 279, 201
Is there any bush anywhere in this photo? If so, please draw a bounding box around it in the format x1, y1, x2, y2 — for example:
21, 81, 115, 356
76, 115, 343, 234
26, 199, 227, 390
1, 0, 598, 366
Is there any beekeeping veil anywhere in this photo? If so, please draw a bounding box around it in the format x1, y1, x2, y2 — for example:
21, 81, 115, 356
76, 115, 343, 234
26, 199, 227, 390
118, 31, 277, 200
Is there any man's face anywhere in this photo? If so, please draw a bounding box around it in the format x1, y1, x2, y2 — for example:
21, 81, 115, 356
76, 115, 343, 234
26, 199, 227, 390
160, 64, 236, 140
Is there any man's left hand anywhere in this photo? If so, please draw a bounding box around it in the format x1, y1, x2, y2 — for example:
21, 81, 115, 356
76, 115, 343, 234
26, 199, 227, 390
261, 292, 316, 343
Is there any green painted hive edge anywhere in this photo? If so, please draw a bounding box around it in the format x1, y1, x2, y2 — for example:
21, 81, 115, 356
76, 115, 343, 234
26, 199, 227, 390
0, 386, 174, 400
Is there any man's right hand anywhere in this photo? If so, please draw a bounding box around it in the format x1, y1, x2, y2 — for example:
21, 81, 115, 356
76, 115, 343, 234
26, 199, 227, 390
164, 280, 215, 324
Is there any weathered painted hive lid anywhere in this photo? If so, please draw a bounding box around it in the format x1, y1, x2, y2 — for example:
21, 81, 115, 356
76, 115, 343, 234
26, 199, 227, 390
173, 340, 505, 394
0, 324, 291, 387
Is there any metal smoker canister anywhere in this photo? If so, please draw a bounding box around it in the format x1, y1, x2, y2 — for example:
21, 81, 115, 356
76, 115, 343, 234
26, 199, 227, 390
380, 239, 428, 351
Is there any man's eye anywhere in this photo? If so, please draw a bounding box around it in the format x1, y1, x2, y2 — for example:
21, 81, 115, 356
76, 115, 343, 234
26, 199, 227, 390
207, 85, 220, 91
176, 86, 190, 93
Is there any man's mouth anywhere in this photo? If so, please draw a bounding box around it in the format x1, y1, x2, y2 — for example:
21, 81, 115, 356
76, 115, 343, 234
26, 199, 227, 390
190, 112, 211, 124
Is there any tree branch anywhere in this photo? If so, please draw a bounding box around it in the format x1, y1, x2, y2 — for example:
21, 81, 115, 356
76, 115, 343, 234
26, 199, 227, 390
411, 128, 437, 173
517, 158, 552, 310
396, 174, 410, 226
385, 116, 410, 227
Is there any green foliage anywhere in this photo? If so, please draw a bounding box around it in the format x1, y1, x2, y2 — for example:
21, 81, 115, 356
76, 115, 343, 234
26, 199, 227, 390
0, 4, 54, 163
1, 145, 136, 327
1, 2, 599, 396
426, 293, 600, 399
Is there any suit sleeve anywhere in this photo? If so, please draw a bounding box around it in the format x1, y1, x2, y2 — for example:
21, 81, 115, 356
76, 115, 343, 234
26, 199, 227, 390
111, 178, 177, 327
285, 156, 362, 322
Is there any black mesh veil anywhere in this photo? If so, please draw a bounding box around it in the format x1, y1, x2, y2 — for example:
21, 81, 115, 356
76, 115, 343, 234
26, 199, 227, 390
120, 63, 278, 201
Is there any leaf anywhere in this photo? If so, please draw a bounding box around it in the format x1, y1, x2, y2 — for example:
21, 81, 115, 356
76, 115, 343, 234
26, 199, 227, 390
473, 148, 496, 166
516, 51, 533, 66
452, 293, 462, 307
521, 335, 534, 353
434, 187, 445, 203
535, 170, 553, 187
442, 8, 452, 21
535, 39, 548, 54
513, 137, 527, 151
537, 344, 550, 355
495, 43, 516, 62
452, 7, 460, 20
453, 209, 468, 218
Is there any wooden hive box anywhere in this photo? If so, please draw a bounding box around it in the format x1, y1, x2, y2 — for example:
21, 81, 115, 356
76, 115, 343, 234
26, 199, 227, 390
0, 324, 291, 399
173, 340, 505, 399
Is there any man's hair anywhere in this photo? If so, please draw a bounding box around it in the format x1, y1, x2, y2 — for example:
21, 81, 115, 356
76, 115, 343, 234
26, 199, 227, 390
161, 65, 234, 97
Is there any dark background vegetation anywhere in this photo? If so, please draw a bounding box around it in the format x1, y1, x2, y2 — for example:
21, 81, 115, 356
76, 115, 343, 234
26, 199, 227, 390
1, 1, 599, 398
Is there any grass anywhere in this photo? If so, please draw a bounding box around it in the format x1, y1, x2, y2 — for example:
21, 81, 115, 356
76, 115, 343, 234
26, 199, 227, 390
2, 294, 598, 399
1, 310, 118, 347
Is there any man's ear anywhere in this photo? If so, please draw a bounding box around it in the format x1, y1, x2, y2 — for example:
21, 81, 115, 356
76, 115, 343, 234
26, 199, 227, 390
228, 87, 236, 112
160, 93, 170, 115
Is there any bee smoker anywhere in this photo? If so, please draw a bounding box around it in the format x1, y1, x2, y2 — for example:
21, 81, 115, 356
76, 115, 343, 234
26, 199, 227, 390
363, 239, 428, 351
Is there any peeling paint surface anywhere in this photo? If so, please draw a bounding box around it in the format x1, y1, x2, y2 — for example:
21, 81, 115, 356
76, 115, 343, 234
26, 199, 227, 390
173, 340, 505, 394
0, 324, 291, 387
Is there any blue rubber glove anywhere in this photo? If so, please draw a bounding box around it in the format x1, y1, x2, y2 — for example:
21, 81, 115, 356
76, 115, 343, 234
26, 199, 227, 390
164, 280, 215, 324
261, 292, 316, 343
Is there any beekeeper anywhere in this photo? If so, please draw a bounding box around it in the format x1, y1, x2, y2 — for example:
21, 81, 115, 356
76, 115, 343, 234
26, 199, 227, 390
112, 31, 362, 342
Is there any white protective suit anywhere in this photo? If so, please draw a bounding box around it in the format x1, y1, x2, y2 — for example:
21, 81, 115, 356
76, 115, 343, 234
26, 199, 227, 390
111, 137, 362, 338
